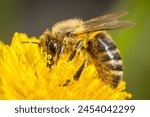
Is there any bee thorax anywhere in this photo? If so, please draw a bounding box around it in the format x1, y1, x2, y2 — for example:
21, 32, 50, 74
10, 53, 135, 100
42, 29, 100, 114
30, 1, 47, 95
51, 19, 83, 39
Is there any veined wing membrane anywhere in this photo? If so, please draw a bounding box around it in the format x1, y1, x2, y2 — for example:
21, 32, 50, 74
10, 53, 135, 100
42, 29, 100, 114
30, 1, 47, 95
83, 11, 128, 26
73, 21, 135, 34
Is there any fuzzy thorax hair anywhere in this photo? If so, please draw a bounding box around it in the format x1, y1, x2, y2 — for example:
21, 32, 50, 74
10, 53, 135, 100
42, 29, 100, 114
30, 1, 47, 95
51, 18, 83, 39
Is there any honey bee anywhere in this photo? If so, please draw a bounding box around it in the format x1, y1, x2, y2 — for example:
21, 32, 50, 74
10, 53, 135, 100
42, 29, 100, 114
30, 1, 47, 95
24, 11, 134, 88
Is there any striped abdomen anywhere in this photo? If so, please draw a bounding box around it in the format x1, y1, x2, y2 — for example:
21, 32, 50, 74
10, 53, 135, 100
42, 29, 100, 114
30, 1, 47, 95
87, 32, 123, 88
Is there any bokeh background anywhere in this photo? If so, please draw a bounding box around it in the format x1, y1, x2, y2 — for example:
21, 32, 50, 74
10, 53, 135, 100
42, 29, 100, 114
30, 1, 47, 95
0, 0, 150, 99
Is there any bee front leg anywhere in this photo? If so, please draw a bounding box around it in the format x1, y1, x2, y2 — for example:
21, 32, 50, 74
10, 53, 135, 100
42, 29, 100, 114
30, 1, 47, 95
56, 45, 64, 64
46, 54, 54, 69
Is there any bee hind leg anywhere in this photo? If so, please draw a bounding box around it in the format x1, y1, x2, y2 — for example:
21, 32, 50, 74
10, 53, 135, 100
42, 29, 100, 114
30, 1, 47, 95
62, 79, 71, 86
73, 59, 86, 81
68, 40, 83, 61
61, 59, 86, 86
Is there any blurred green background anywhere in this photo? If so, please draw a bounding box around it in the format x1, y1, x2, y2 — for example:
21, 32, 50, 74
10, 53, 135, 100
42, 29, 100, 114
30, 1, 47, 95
0, 0, 150, 99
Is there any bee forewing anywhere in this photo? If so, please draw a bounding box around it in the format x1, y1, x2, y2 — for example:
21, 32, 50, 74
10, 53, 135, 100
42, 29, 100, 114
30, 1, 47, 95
74, 21, 135, 34
73, 11, 135, 35
105, 21, 135, 29
83, 11, 128, 25
89, 21, 135, 30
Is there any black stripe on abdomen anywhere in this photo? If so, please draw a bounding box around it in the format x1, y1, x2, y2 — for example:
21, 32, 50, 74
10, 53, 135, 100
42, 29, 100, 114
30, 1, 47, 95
97, 37, 117, 52
106, 63, 123, 71
101, 51, 121, 62
112, 75, 122, 88
97, 37, 122, 62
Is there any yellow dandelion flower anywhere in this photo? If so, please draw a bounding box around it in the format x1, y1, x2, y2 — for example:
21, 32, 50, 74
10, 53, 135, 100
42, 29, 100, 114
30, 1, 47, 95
0, 32, 132, 100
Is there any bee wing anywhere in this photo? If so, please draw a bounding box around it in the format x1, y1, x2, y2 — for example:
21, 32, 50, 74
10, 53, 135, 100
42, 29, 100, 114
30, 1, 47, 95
73, 11, 135, 34
84, 11, 128, 25
73, 21, 135, 34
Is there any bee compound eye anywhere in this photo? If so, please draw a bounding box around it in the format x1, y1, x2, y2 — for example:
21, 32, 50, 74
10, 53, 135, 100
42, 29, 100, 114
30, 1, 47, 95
53, 42, 57, 48
48, 42, 58, 53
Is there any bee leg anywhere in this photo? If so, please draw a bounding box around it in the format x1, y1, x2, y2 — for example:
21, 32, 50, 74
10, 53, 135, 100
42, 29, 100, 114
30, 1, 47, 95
56, 45, 64, 64
68, 40, 83, 61
46, 58, 54, 69
73, 59, 86, 81
62, 79, 71, 86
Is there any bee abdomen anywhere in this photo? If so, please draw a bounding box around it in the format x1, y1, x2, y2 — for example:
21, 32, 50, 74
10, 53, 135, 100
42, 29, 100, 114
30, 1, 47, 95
87, 32, 123, 88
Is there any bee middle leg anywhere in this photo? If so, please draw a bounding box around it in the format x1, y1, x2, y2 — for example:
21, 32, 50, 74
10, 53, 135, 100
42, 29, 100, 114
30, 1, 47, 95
68, 40, 83, 61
